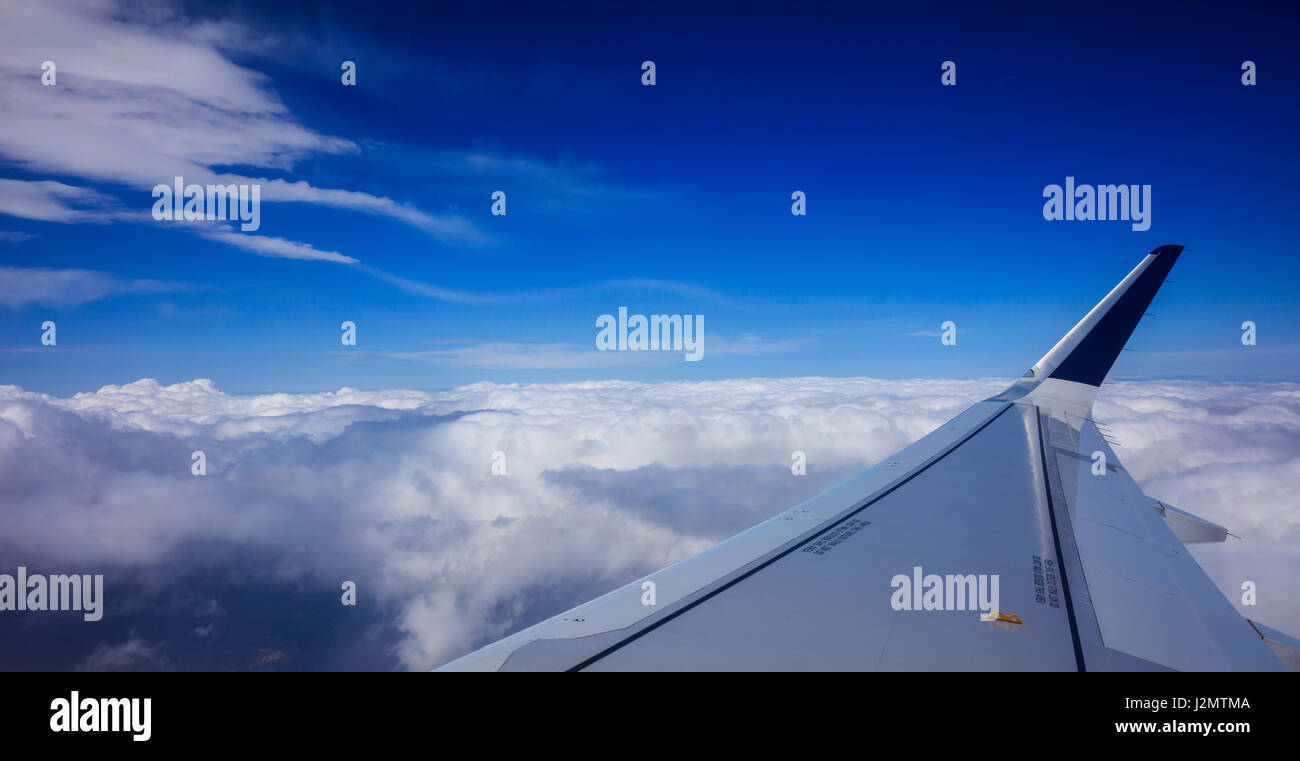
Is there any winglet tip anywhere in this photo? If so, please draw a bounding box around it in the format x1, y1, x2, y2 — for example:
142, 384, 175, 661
1037, 245, 1184, 389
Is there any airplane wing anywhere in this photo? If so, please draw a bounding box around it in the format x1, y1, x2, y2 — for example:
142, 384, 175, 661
438, 245, 1294, 672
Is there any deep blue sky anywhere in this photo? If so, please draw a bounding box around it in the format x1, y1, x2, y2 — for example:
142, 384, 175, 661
2, 1, 1297, 395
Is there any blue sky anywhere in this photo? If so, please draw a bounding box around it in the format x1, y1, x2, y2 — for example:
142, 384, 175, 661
2, 1, 1297, 395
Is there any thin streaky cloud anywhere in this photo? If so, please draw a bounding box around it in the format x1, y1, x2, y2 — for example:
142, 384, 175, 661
0, 265, 189, 309
351, 269, 754, 307
356, 334, 811, 370
0, 179, 127, 223
199, 228, 358, 265
0, 2, 486, 245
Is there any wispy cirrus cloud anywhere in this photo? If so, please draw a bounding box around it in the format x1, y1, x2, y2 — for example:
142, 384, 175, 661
0, 179, 132, 224
427, 147, 661, 210
364, 334, 812, 369
198, 229, 358, 265
0, 265, 188, 308
0, 0, 695, 316
0, 0, 485, 246
0, 1, 693, 309
332, 273, 753, 307
376, 341, 663, 370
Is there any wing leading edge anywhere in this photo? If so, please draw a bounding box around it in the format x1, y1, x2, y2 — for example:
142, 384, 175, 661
438, 245, 1290, 672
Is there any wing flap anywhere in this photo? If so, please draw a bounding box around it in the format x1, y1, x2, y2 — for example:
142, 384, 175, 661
1249, 620, 1300, 672
1154, 501, 1230, 543
1040, 413, 1283, 670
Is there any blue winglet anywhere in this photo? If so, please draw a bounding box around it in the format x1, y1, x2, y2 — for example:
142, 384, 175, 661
1047, 245, 1182, 387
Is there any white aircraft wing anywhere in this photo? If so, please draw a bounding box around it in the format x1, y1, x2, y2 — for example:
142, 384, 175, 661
438, 245, 1294, 672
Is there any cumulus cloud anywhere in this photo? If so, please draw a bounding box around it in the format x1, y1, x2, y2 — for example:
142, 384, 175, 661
75, 635, 173, 672
0, 376, 1295, 670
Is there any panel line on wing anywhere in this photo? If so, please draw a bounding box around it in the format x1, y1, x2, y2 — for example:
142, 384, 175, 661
1035, 406, 1087, 672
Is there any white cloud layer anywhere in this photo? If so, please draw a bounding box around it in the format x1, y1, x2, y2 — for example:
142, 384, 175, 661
0, 376, 1295, 670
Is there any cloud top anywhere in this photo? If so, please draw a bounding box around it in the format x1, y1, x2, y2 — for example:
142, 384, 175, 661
1, 376, 1295, 669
